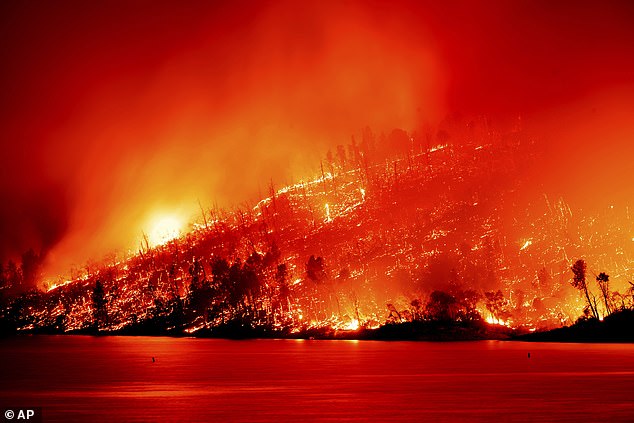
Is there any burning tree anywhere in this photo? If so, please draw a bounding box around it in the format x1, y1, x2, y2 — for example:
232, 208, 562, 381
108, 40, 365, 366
91, 280, 108, 329
484, 290, 511, 323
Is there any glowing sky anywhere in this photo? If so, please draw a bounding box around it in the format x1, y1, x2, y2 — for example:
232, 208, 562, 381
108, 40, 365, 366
1, 0, 633, 281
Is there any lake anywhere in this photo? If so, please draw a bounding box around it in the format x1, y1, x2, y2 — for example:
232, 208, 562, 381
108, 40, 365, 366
1, 336, 633, 422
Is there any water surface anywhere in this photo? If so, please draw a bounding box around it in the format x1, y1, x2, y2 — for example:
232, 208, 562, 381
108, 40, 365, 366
1, 336, 633, 421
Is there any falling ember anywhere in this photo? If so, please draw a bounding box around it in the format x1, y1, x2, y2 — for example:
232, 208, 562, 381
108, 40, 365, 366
324, 203, 332, 223
520, 239, 532, 251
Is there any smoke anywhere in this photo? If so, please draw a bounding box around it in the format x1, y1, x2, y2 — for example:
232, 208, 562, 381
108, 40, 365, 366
526, 85, 634, 211
1, 1, 444, 280
0, 1, 633, 284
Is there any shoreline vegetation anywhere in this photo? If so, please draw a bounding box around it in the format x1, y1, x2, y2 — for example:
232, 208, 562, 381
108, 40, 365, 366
5, 309, 633, 343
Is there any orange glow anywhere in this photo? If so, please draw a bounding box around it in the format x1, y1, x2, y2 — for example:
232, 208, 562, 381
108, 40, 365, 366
1, 2, 634, 337
145, 214, 184, 247
342, 319, 360, 331
485, 315, 511, 328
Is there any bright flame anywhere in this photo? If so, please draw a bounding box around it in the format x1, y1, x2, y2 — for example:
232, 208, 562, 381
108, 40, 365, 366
146, 214, 184, 247
485, 315, 511, 327
342, 319, 360, 331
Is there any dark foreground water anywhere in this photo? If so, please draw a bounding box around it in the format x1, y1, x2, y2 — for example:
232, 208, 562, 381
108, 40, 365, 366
1, 336, 633, 422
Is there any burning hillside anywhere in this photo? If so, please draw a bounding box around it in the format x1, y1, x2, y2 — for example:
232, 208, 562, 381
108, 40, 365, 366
2, 120, 634, 337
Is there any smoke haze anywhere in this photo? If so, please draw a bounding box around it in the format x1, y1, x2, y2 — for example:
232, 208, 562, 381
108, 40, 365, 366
0, 0, 633, 282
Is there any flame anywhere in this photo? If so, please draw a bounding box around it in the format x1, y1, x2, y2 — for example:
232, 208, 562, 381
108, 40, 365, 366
146, 214, 184, 247
342, 319, 360, 331
485, 315, 511, 327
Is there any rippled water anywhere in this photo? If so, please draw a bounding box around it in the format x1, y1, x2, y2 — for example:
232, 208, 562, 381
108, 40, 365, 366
1, 336, 633, 422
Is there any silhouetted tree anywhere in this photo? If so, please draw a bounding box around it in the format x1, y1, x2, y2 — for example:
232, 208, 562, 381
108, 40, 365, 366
188, 257, 205, 291
186, 257, 213, 321
336, 144, 347, 168
455, 289, 481, 321
425, 290, 458, 321
228, 258, 244, 312
275, 263, 291, 314
210, 256, 231, 321
626, 282, 634, 309
92, 280, 108, 329
326, 149, 334, 170
410, 298, 424, 321
4, 260, 21, 289
386, 303, 402, 323
21, 248, 40, 289
4, 290, 44, 331
570, 259, 598, 319
306, 255, 326, 282
165, 295, 185, 330
243, 253, 263, 304
211, 256, 230, 286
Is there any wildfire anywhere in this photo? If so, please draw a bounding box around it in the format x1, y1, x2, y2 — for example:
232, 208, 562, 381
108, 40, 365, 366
8, 121, 634, 338
146, 214, 184, 247
342, 319, 360, 331
484, 315, 512, 327
46, 279, 74, 292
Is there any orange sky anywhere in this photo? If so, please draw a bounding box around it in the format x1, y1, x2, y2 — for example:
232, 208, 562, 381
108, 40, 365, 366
1, 0, 633, 281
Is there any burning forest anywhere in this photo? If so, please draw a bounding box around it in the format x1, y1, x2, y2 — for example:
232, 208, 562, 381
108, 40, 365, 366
2, 119, 634, 338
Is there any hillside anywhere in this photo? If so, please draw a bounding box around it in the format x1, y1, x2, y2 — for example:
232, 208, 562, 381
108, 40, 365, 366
2, 121, 634, 338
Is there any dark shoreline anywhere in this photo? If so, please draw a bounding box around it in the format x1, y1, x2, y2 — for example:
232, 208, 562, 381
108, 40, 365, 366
2, 320, 518, 341
4, 309, 633, 342
514, 309, 634, 343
